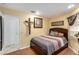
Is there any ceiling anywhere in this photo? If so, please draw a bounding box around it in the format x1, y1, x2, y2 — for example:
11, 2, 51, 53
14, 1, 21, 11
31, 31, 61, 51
0, 3, 79, 18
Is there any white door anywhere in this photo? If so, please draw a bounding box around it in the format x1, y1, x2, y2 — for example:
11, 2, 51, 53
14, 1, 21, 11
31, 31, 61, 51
3, 14, 20, 51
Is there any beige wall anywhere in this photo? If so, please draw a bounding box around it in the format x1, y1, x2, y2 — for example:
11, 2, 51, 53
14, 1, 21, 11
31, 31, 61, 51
49, 16, 69, 29
0, 6, 49, 48
20, 15, 49, 48
49, 8, 79, 29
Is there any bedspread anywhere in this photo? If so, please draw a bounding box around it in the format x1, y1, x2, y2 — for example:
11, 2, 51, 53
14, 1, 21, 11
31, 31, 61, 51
30, 35, 67, 55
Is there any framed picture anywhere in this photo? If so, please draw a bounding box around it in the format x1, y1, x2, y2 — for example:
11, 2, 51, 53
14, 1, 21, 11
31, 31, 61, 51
67, 14, 77, 26
51, 21, 64, 26
34, 17, 43, 28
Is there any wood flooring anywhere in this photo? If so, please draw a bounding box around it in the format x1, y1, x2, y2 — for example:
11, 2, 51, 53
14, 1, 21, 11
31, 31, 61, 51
6, 47, 76, 55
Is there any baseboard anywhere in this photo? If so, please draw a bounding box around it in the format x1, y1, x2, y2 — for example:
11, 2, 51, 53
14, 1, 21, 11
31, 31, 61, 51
4, 45, 30, 54
19, 45, 30, 50
68, 46, 78, 54
0, 45, 30, 55
0, 48, 19, 55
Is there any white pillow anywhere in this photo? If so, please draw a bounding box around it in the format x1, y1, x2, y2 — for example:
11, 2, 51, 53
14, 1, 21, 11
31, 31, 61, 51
50, 31, 58, 36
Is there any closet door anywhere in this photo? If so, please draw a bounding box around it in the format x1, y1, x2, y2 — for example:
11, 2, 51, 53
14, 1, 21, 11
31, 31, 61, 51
0, 16, 2, 50
3, 15, 20, 51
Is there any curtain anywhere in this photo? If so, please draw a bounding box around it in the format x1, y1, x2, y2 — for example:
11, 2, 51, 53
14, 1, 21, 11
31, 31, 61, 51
2, 14, 20, 52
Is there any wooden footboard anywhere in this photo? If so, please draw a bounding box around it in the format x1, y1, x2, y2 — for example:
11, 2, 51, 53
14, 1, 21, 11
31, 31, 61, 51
30, 41, 47, 55
30, 41, 68, 55
52, 43, 68, 55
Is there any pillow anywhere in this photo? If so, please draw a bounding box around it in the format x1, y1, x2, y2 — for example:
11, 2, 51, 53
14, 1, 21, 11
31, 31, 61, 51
57, 32, 64, 37
49, 31, 58, 36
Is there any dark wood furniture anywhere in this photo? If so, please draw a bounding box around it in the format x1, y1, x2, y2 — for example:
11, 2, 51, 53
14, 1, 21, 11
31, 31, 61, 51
49, 28, 68, 40
0, 16, 2, 50
30, 28, 68, 55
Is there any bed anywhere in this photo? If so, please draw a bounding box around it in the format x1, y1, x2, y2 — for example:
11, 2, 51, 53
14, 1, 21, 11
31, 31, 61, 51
30, 28, 68, 55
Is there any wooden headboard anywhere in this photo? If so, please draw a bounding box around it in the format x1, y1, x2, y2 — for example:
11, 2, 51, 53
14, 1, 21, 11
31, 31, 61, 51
49, 28, 68, 41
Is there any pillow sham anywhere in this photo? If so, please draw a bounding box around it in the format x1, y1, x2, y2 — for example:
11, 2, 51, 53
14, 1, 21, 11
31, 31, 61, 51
49, 31, 64, 37
49, 31, 58, 36
57, 32, 64, 37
